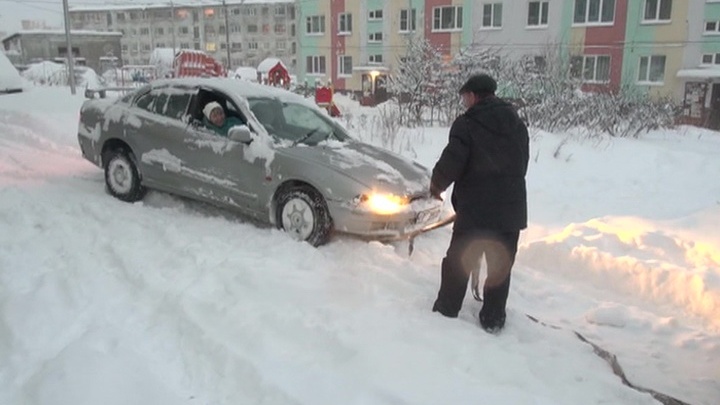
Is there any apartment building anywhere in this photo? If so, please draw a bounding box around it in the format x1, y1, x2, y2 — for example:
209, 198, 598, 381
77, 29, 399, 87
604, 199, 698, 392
68, 0, 297, 71
300, 0, 439, 102
298, 0, 720, 126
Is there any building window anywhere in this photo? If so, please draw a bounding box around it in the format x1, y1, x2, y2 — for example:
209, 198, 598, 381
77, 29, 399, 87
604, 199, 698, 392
116, 12, 125, 21
481, 3, 503, 28
206, 42, 216, 52
705, 21, 720, 34
701, 53, 720, 65
180, 27, 189, 35
306, 15, 325, 35
248, 42, 258, 50
637, 55, 666, 84
142, 44, 152, 51
230, 24, 240, 33
338, 13, 352, 34
570, 55, 611, 83
643, 0, 671, 22
277, 41, 286, 50
275, 5, 285, 16
140, 27, 150, 35
180, 42, 190, 49
121, 44, 128, 52
275, 24, 286, 34
368, 32, 383, 43
220, 43, 227, 50
369, 54, 383, 64
399, 9, 417, 32
338, 55, 352, 76
527, 1, 549, 27
231, 42, 241, 50
433, 6, 463, 31
247, 24, 258, 33
368, 10, 383, 21
306, 55, 326, 74
573, 0, 615, 24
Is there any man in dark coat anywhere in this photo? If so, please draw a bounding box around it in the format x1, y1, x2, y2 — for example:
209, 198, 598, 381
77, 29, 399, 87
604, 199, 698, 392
430, 73, 529, 333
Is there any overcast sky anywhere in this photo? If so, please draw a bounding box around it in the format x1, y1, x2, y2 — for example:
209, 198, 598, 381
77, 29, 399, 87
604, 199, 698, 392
0, 0, 167, 34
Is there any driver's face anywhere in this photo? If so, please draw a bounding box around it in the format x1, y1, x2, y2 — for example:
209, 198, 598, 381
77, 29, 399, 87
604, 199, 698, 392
209, 108, 225, 126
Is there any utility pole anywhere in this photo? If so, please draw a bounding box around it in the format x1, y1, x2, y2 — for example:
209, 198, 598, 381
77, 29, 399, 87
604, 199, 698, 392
62, 0, 76, 94
222, 0, 231, 71
171, 1, 177, 56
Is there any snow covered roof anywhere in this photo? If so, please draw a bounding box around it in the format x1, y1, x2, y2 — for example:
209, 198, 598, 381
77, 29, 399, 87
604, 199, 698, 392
257, 58, 286, 74
676, 68, 720, 80
153, 77, 315, 107
69, 0, 292, 12
2, 30, 122, 43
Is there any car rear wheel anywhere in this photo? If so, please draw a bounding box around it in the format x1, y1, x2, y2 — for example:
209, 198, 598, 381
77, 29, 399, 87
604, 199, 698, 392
103, 148, 146, 202
276, 186, 333, 247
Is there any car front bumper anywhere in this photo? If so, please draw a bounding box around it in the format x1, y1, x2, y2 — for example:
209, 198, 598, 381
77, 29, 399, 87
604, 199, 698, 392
329, 199, 455, 241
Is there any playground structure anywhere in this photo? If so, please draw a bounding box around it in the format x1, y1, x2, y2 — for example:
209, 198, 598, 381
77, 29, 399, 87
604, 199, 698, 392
314, 81, 341, 117
257, 58, 291, 88
173, 50, 226, 78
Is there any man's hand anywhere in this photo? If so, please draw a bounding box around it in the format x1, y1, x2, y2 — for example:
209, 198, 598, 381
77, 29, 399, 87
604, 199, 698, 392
430, 183, 444, 201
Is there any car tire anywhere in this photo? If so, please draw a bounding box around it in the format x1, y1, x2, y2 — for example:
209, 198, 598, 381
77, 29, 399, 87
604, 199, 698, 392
103, 148, 146, 202
276, 186, 333, 247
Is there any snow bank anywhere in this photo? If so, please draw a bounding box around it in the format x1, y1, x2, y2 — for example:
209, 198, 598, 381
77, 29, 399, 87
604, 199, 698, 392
520, 215, 720, 327
22, 62, 103, 89
234, 66, 258, 82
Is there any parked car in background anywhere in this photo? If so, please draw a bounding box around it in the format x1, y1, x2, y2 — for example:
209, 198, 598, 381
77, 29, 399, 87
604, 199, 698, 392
77, 78, 453, 246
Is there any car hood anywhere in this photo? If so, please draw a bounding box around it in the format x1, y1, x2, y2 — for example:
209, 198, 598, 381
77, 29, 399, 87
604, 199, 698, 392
279, 140, 430, 197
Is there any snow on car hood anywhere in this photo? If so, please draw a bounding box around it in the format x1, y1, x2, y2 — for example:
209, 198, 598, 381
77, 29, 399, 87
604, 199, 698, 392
281, 140, 430, 196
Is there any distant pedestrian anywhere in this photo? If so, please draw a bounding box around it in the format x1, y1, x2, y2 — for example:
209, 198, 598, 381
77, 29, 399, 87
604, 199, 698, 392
429, 73, 529, 333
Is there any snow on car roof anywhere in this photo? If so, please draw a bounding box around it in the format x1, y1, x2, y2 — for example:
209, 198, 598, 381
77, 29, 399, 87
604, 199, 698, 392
153, 77, 317, 108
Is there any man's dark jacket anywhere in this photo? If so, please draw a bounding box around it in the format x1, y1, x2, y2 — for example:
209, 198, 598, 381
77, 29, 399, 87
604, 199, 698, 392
431, 96, 529, 231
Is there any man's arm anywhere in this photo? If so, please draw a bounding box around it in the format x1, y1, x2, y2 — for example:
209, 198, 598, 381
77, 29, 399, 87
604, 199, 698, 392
430, 118, 470, 195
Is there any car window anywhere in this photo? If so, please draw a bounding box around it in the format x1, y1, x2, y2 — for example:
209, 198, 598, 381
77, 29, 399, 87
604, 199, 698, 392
248, 97, 349, 144
164, 93, 193, 120
134, 92, 155, 112
153, 92, 169, 116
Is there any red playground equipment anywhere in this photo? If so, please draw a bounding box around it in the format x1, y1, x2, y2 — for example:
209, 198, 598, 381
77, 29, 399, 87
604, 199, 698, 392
315, 82, 342, 117
266, 62, 291, 88
173, 50, 226, 78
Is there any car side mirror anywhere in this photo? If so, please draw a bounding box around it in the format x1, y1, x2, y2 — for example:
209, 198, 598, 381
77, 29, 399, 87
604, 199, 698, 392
228, 125, 253, 144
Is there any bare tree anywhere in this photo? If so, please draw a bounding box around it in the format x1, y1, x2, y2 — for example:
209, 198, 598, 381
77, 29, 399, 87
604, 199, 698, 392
388, 35, 444, 127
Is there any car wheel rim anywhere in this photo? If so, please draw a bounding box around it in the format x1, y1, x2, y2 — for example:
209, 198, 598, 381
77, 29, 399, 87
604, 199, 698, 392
108, 158, 133, 194
281, 198, 314, 241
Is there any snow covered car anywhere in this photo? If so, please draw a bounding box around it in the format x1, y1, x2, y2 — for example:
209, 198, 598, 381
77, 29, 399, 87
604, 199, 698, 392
0, 51, 23, 94
77, 78, 453, 246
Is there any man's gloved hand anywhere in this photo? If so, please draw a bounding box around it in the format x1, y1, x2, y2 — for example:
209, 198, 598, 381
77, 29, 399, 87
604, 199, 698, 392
429, 183, 444, 201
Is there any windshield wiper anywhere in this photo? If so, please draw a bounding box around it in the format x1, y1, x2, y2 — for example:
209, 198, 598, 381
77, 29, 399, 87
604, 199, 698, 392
292, 128, 322, 146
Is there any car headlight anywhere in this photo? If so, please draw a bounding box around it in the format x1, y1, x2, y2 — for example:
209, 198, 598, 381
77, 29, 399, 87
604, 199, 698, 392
361, 192, 408, 215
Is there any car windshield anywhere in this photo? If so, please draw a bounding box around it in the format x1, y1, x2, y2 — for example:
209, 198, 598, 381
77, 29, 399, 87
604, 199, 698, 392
247, 97, 350, 145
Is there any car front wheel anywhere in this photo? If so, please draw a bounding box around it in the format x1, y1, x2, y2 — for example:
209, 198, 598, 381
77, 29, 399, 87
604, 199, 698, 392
103, 148, 146, 202
276, 186, 333, 247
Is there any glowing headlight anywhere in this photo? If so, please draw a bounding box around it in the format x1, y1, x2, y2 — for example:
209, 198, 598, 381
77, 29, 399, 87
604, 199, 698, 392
365, 193, 407, 215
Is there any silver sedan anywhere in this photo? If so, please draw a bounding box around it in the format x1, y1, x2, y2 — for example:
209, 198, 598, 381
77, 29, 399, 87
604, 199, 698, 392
77, 78, 453, 246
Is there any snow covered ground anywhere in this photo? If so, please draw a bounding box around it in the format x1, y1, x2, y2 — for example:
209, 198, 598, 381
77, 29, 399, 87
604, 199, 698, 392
0, 86, 718, 405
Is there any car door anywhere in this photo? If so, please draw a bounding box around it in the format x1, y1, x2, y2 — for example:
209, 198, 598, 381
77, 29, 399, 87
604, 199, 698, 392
125, 85, 196, 192
182, 91, 270, 216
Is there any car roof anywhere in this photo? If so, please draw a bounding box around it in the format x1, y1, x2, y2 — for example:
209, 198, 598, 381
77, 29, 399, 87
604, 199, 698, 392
151, 77, 316, 108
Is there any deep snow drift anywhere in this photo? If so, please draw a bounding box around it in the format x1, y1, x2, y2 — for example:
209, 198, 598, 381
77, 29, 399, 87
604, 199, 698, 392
0, 87, 718, 405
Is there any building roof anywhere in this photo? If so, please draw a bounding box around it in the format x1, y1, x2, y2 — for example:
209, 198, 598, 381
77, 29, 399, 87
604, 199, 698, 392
69, 0, 292, 12
257, 58, 285, 74
2, 30, 122, 43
